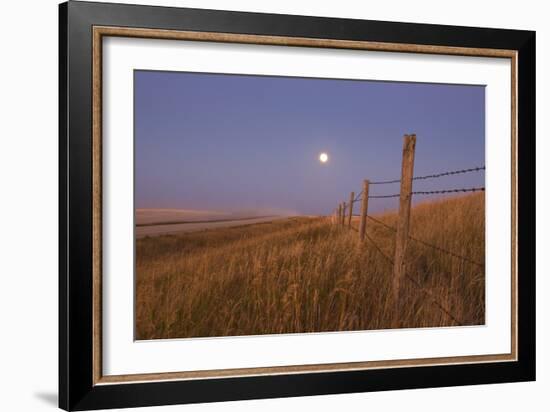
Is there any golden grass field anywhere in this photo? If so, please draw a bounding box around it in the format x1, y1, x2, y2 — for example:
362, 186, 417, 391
135, 193, 484, 340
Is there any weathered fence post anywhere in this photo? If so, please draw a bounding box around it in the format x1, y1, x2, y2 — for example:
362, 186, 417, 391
358, 180, 370, 241
392, 134, 416, 315
337, 204, 342, 225
341, 202, 347, 226
348, 192, 355, 228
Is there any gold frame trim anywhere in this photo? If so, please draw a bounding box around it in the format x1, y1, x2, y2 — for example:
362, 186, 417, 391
92, 26, 518, 385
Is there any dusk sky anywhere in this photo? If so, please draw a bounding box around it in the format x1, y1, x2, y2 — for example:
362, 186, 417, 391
135, 70, 485, 215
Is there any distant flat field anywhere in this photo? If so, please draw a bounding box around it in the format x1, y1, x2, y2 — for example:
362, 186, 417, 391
135, 209, 295, 238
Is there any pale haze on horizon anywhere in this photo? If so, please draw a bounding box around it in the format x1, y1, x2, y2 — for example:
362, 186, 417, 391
135, 70, 485, 216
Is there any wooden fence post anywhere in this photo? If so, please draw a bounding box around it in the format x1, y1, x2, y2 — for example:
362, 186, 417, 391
337, 204, 342, 225
392, 134, 416, 313
348, 192, 355, 228
358, 180, 370, 241
341, 202, 347, 226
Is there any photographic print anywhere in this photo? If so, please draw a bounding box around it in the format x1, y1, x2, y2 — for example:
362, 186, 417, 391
134, 71, 486, 340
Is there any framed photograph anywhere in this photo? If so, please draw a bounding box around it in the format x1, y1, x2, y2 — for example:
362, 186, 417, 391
59, 1, 535, 410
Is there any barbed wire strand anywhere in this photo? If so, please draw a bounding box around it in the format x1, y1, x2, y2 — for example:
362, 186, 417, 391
361, 230, 463, 326
364, 232, 394, 265
412, 187, 485, 196
414, 166, 485, 182
408, 234, 484, 268
370, 166, 485, 185
351, 185, 484, 204
366, 186, 485, 199
403, 272, 464, 326
366, 215, 397, 231
366, 215, 484, 267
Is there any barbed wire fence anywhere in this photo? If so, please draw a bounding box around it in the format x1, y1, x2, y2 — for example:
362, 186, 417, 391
332, 134, 485, 326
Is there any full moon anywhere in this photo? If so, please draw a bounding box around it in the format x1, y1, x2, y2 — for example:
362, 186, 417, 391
319, 153, 328, 163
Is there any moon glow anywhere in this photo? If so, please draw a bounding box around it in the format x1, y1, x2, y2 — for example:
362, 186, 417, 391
319, 153, 328, 163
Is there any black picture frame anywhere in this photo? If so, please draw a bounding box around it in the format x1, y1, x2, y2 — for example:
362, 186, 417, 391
59, 1, 535, 410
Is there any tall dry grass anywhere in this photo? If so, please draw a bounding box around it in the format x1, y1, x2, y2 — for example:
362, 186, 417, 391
136, 193, 484, 340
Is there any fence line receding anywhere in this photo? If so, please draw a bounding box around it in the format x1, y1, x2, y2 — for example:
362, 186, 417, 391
330, 133, 485, 326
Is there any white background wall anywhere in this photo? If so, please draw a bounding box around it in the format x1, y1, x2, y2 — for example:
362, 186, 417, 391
0, 0, 546, 411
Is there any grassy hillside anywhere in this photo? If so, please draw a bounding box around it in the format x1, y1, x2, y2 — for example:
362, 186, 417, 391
135, 193, 484, 340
